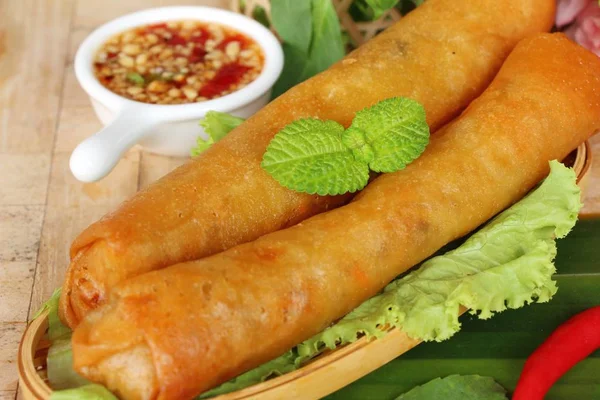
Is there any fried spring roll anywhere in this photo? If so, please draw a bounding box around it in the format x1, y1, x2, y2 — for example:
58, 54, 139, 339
72, 34, 600, 400
59, 0, 556, 328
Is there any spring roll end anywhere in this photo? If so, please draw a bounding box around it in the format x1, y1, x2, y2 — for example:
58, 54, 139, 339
60, 242, 118, 328
72, 303, 159, 400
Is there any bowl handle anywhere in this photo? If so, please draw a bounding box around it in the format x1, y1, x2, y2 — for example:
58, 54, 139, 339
69, 108, 158, 182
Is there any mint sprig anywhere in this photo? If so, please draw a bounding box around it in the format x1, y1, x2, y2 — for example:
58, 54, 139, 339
261, 97, 430, 195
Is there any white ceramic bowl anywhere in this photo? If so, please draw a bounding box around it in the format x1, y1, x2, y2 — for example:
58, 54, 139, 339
72, 6, 283, 182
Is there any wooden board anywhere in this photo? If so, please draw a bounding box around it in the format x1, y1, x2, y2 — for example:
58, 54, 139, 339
0, 1, 75, 398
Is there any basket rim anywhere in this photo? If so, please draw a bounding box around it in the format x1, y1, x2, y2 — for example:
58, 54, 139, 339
575, 140, 593, 184
18, 141, 593, 399
18, 308, 52, 399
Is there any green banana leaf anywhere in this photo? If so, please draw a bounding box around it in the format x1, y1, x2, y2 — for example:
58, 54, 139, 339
328, 217, 600, 400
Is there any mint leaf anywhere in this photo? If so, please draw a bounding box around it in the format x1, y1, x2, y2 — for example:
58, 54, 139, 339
342, 127, 375, 164
191, 111, 245, 156
262, 97, 429, 195
396, 375, 508, 400
261, 119, 369, 195
343, 97, 429, 173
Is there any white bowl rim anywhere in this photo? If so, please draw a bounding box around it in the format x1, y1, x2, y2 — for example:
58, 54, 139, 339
74, 6, 283, 120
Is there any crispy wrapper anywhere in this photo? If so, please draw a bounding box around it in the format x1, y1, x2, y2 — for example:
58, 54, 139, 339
59, 0, 555, 328
72, 33, 600, 400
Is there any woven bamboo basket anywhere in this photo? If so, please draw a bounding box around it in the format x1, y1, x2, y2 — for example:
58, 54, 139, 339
17, 141, 593, 400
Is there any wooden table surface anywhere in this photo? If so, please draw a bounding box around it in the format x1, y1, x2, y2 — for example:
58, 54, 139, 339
1, 1, 600, 399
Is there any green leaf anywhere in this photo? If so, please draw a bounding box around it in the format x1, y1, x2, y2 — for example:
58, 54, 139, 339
125, 72, 145, 86
261, 119, 369, 195
50, 384, 118, 400
198, 351, 297, 398
35, 288, 88, 391
200, 111, 245, 141
396, 375, 507, 400
262, 97, 429, 195
271, 43, 312, 98
343, 97, 429, 173
330, 266, 600, 400
48, 338, 89, 390
298, 160, 580, 355
271, 0, 312, 53
252, 5, 271, 28
191, 136, 215, 157
191, 111, 245, 156
32, 288, 71, 342
270, 0, 345, 98
32, 287, 61, 320
306, 0, 345, 74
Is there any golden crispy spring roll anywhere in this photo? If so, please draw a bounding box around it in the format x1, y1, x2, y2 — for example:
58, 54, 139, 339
60, 0, 555, 328
72, 33, 600, 400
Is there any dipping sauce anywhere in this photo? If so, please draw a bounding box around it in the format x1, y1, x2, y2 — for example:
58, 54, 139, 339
93, 21, 265, 105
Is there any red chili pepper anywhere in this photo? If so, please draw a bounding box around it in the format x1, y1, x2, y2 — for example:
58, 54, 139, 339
166, 34, 187, 46
512, 306, 600, 400
188, 46, 207, 64
198, 63, 251, 99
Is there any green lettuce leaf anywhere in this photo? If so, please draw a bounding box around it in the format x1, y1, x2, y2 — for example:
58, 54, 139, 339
50, 384, 117, 400
199, 351, 297, 399
32, 287, 60, 320
299, 160, 580, 355
396, 375, 507, 400
35, 288, 89, 390
205, 160, 580, 396
32, 288, 71, 342
48, 338, 89, 390
191, 111, 245, 156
